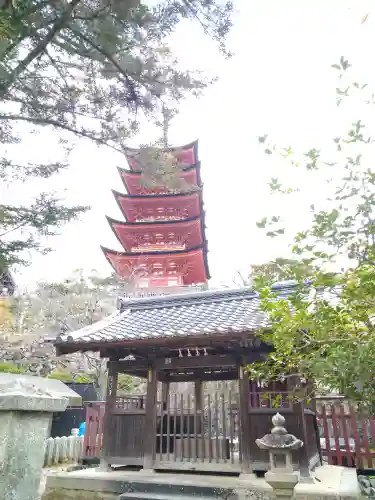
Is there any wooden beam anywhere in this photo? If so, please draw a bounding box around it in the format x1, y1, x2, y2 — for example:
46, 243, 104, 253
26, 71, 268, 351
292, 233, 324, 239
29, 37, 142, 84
166, 370, 238, 383
110, 351, 265, 375
156, 352, 264, 371
112, 358, 150, 372
98, 342, 272, 361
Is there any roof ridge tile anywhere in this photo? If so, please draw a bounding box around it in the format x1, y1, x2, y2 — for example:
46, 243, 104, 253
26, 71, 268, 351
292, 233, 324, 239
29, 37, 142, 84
120, 287, 258, 311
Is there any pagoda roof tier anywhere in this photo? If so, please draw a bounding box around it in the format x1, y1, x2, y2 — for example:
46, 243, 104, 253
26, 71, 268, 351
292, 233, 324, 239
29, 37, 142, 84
107, 215, 206, 252
125, 140, 198, 171
118, 162, 202, 196
101, 245, 209, 285
112, 190, 203, 223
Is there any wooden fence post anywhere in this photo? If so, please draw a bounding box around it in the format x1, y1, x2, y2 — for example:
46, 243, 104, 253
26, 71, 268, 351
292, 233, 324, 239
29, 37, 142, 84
238, 365, 252, 475
143, 364, 158, 470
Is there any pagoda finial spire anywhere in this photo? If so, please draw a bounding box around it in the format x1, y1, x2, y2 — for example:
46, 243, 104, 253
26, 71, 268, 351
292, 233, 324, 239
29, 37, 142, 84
162, 104, 170, 148
160, 105, 178, 148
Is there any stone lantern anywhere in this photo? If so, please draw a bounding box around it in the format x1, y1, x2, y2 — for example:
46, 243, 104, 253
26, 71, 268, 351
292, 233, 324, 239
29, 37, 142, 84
0, 374, 81, 500
256, 413, 303, 499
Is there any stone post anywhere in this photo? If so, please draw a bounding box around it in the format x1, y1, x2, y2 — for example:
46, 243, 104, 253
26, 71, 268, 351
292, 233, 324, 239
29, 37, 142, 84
0, 374, 80, 500
255, 413, 303, 500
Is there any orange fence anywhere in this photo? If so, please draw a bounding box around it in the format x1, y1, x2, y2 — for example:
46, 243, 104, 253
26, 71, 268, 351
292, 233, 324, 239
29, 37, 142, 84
83, 401, 105, 457
316, 397, 375, 469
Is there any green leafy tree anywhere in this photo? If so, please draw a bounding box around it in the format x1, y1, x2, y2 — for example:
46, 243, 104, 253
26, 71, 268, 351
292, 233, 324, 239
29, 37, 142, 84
249, 258, 314, 286
250, 57, 375, 406
231, 259, 314, 289
118, 373, 143, 394
0, 0, 233, 269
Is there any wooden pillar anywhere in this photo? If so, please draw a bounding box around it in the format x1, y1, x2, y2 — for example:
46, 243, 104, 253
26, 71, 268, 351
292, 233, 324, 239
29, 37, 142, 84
294, 400, 311, 479
288, 375, 312, 480
238, 364, 252, 474
143, 363, 158, 470
161, 381, 170, 411
194, 380, 203, 411
101, 360, 118, 470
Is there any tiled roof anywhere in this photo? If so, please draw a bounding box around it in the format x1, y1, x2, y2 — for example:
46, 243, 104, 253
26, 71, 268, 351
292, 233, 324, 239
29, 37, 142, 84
55, 283, 299, 349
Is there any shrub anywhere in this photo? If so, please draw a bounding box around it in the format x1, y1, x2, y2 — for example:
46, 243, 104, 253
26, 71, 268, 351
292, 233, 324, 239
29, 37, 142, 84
0, 362, 26, 374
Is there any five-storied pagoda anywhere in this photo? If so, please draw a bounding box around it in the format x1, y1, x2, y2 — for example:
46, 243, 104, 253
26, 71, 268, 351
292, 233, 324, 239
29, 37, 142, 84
53, 139, 319, 482
101, 140, 209, 290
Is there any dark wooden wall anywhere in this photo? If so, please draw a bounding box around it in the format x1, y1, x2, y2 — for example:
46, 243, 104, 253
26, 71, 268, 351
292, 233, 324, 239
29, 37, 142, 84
100, 359, 320, 473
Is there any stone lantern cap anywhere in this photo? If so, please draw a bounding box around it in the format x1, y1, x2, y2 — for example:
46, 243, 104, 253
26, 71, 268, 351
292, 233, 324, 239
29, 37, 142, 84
256, 413, 303, 451
0, 373, 82, 412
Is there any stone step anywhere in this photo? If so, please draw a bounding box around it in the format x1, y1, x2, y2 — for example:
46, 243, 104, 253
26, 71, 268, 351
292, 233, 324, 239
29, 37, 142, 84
116, 475, 237, 498
120, 494, 217, 500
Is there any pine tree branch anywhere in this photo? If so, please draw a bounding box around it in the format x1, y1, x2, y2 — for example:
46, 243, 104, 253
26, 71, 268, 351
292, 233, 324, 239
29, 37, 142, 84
0, 0, 82, 99
1, 1, 57, 60
0, 222, 28, 238
69, 27, 169, 94
0, 113, 125, 153
69, 28, 133, 86
72, 0, 110, 21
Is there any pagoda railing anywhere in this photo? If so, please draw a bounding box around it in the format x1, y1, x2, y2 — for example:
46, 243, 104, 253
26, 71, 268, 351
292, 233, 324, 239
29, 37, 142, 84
136, 216, 184, 222
121, 285, 206, 299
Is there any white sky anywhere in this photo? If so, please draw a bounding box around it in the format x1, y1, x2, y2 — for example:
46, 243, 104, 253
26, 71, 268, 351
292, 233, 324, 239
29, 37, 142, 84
4, 0, 375, 289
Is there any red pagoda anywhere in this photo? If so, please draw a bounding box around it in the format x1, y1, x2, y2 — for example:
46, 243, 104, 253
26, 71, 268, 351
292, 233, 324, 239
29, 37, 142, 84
102, 141, 209, 288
